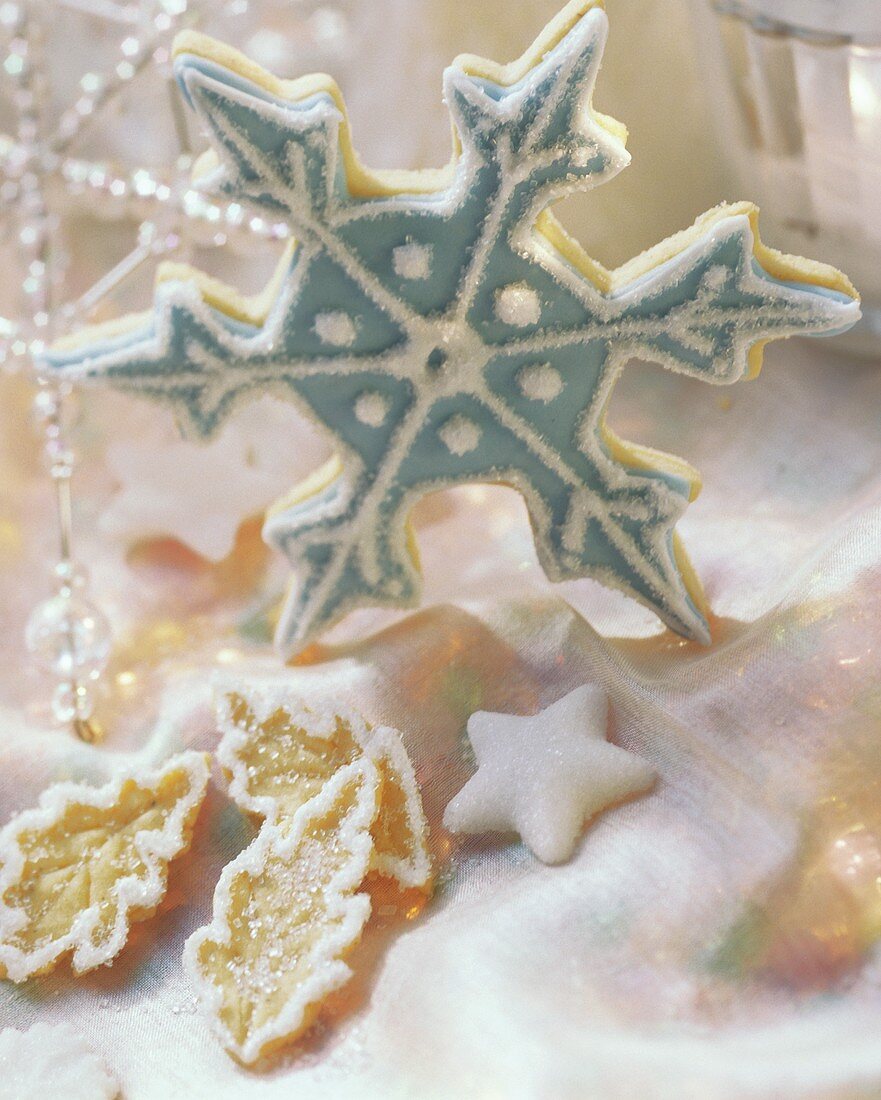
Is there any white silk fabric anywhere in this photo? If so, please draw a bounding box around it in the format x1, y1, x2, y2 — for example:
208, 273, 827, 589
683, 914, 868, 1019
1, 336, 880, 1098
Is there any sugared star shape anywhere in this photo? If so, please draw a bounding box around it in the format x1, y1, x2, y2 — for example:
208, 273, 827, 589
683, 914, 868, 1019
45, 0, 859, 655
443, 684, 655, 864
100, 396, 328, 561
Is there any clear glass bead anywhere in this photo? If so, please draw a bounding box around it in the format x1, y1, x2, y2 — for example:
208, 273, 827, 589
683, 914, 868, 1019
52, 680, 95, 724
25, 593, 112, 677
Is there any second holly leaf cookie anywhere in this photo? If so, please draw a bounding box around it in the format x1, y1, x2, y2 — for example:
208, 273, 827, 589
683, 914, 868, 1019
217, 686, 431, 891
184, 758, 381, 1064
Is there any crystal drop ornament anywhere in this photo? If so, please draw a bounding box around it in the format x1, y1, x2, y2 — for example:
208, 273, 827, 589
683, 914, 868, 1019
25, 593, 112, 678
51, 681, 96, 725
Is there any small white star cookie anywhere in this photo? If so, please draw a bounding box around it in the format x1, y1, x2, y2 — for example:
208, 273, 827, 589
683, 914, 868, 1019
443, 685, 655, 864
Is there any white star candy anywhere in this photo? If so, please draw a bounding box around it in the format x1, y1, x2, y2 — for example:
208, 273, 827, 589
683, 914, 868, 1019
443, 685, 656, 864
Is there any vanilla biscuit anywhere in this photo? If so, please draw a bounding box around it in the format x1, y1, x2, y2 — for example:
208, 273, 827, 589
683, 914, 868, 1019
0, 752, 210, 981
184, 757, 380, 1064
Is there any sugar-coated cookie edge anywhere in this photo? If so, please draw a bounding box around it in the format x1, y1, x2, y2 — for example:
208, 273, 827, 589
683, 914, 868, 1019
183, 756, 380, 1064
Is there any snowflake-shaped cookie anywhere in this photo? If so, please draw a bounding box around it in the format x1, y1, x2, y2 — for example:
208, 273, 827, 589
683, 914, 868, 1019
46, 0, 859, 654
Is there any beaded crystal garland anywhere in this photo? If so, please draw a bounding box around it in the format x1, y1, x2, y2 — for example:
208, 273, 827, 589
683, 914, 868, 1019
1, 0, 297, 734
46, 0, 859, 654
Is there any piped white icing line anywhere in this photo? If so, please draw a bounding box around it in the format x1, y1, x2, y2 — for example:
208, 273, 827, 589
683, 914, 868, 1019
0, 1024, 119, 1100
183, 756, 379, 1065
0, 752, 210, 980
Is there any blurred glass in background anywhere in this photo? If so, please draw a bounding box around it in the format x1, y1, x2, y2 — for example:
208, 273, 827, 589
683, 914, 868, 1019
690, 0, 881, 355
1, 0, 876, 356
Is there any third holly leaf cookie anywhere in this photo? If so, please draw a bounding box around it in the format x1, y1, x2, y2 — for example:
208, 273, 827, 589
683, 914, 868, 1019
46, 0, 859, 654
186, 689, 430, 1063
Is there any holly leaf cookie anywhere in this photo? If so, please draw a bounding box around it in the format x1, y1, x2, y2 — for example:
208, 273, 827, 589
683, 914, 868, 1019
184, 757, 380, 1065
186, 688, 430, 1062
45, 0, 859, 652
217, 685, 431, 891
0, 752, 209, 981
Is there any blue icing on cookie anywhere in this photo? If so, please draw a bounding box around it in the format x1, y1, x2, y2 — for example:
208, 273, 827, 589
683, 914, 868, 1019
44, 2, 860, 654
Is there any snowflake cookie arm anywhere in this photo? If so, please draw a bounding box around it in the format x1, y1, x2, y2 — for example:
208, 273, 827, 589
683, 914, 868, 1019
0, 752, 209, 981
41, 1, 627, 435
183, 757, 380, 1065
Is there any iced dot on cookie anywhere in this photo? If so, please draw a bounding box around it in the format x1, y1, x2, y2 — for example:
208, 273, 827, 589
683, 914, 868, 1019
314, 311, 357, 347
495, 283, 542, 327
392, 242, 433, 280
354, 391, 391, 428
701, 265, 729, 292
438, 414, 481, 457
517, 362, 563, 403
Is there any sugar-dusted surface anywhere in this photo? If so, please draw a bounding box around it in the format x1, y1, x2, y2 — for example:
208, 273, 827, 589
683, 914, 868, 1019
216, 684, 370, 823
0, 1023, 119, 1100
188, 686, 430, 1063
216, 682, 431, 889
444, 684, 656, 864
